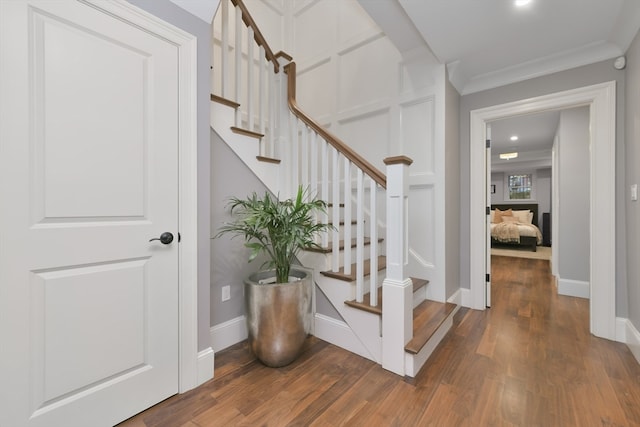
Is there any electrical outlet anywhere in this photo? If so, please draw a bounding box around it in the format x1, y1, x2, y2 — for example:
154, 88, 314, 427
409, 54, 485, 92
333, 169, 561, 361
632, 184, 638, 201
221, 285, 231, 302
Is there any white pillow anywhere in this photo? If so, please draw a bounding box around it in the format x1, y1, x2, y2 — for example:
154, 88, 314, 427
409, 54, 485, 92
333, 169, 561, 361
512, 209, 531, 224
527, 212, 534, 224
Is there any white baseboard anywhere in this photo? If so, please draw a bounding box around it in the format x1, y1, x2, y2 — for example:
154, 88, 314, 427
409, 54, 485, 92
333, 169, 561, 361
313, 313, 373, 361
196, 347, 214, 386
447, 289, 461, 306
460, 288, 472, 308
557, 278, 589, 299
210, 315, 247, 352
618, 317, 640, 365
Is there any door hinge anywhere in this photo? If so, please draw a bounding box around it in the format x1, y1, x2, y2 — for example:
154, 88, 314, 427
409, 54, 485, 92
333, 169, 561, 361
486, 206, 490, 215
178, 232, 181, 242
486, 139, 491, 148
486, 273, 490, 282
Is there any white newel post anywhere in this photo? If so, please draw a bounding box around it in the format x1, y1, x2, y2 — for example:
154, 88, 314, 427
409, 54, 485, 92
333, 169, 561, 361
382, 156, 413, 376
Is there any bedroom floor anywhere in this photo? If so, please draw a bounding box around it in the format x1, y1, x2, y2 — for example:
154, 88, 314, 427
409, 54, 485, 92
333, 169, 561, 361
491, 245, 551, 260
119, 256, 640, 426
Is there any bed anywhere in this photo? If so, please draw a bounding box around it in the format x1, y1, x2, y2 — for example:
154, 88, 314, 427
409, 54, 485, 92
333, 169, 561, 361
490, 203, 542, 252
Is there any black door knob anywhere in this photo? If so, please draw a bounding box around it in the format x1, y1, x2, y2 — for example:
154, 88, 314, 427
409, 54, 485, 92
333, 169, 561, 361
149, 232, 174, 244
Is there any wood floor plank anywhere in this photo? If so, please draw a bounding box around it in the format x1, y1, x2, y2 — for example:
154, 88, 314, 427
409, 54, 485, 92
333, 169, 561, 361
118, 256, 640, 427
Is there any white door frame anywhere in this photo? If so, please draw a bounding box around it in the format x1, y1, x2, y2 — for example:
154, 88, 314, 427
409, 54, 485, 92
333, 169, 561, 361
91, 1, 201, 392
469, 81, 616, 341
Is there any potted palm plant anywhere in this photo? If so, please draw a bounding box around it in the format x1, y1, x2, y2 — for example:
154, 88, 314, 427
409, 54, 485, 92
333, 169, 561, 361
216, 186, 332, 367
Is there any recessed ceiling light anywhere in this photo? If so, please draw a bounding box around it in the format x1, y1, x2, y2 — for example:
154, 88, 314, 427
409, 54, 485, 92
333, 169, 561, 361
500, 152, 518, 160
510, 135, 519, 141
515, 0, 531, 7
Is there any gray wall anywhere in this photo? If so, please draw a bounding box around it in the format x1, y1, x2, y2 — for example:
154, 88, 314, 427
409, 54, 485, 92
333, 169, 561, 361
210, 130, 342, 326
445, 78, 461, 299
556, 107, 590, 282
459, 59, 628, 317
624, 29, 640, 329
210, 130, 270, 325
126, 0, 212, 351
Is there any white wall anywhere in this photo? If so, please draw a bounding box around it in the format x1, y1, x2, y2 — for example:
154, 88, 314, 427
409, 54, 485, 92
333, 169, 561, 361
290, 0, 450, 301
556, 107, 590, 284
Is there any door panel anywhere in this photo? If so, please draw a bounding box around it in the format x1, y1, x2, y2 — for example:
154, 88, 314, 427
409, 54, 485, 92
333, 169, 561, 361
1, 1, 179, 426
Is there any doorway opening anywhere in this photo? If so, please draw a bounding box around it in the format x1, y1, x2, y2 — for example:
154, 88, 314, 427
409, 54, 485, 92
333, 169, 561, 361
469, 81, 616, 341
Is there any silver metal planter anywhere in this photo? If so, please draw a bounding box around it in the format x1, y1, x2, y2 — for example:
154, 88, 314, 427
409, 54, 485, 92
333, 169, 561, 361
244, 268, 312, 367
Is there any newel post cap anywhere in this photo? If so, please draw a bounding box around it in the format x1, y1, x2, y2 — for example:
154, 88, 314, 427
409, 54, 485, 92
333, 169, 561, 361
383, 155, 413, 166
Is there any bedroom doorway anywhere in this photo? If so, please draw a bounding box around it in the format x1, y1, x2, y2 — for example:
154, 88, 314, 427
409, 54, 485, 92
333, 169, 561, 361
469, 81, 616, 342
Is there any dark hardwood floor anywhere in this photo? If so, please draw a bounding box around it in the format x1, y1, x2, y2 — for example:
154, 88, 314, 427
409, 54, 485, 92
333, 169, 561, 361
118, 256, 640, 426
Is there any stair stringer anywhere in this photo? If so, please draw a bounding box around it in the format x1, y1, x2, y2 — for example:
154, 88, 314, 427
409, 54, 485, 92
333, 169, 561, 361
210, 100, 282, 194
299, 250, 383, 363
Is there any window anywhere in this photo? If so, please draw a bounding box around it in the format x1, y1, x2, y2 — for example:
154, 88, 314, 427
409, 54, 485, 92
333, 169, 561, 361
508, 174, 532, 200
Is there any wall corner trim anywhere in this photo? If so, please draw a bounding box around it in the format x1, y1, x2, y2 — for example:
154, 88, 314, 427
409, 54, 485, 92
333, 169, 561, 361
197, 347, 214, 386
618, 317, 640, 365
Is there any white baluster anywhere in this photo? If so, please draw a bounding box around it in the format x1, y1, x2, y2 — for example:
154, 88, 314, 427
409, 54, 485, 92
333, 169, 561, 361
269, 68, 276, 159
221, 0, 229, 98
290, 115, 299, 193
332, 148, 340, 271
321, 139, 329, 249
343, 160, 352, 276
310, 131, 318, 198
369, 178, 378, 307
247, 27, 254, 131
301, 126, 309, 189
234, 6, 242, 126
356, 168, 364, 302
258, 45, 265, 150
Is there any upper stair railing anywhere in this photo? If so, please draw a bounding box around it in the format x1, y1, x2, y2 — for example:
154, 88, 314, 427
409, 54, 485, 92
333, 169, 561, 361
211, 0, 413, 356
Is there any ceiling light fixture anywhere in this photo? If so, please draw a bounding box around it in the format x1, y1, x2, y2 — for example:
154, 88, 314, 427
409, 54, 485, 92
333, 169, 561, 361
514, 0, 531, 7
510, 135, 519, 141
500, 152, 518, 160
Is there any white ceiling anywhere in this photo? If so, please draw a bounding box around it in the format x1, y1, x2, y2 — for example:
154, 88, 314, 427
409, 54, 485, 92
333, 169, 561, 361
384, 0, 640, 94
489, 110, 560, 171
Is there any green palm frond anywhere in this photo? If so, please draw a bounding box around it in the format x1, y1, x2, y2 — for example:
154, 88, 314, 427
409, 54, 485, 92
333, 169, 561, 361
215, 186, 334, 283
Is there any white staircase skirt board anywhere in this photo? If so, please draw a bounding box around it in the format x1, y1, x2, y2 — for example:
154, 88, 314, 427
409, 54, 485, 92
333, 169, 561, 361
197, 347, 215, 386
404, 313, 454, 378
210, 315, 248, 352
314, 314, 376, 361
211, 101, 280, 194
557, 277, 589, 299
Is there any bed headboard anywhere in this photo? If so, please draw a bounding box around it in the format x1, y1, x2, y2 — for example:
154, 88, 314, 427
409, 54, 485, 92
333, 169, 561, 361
491, 203, 539, 227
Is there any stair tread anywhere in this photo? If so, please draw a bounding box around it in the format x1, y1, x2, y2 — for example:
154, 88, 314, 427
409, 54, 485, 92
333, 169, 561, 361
344, 277, 429, 316
256, 155, 281, 164
320, 256, 386, 282
405, 301, 456, 355
210, 93, 240, 109
306, 237, 384, 254
231, 126, 264, 139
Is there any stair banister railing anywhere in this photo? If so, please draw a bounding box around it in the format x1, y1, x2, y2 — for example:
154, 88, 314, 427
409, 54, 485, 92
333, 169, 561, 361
213, 0, 280, 158
212, 0, 412, 339
283, 61, 386, 305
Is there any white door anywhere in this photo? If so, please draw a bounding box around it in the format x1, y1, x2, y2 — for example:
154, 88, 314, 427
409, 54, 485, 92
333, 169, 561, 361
0, 1, 180, 426
486, 125, 492, 307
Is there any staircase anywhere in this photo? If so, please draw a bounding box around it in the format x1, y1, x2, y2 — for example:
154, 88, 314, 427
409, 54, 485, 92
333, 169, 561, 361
210, 0, 457, 377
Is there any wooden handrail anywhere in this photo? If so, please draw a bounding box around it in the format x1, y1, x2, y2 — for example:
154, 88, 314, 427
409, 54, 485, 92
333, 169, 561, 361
230, 0, 279, 73
284, 62, 387, 188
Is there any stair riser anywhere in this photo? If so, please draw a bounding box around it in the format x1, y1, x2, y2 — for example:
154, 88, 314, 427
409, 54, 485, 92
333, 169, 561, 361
309, 242, 385, 269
